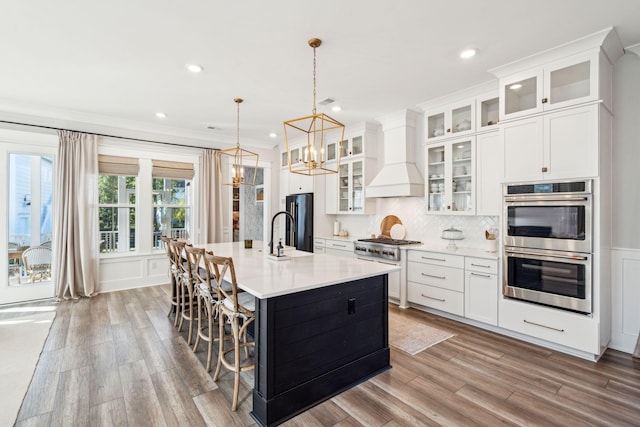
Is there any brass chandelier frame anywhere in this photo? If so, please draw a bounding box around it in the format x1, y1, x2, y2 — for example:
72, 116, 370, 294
284, 38, 345, 176
217, 98, 259, 187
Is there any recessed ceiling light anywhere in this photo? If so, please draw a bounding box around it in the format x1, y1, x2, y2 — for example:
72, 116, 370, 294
459, 48, 477, 59
331, 105, 342, 112
186, 64, 203, 73
156, 112, 167, 118
509, 83, 523, 90
269, 132, 277, 138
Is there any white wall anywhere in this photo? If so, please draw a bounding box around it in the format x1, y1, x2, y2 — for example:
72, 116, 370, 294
609, 52, 640, 352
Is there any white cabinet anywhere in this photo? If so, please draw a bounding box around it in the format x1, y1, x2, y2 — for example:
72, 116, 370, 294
425, 137, 475, 214
475, 131, 503, 216
464, 257, 498, 326
407, 250, 465, 316
476, 92, 501, 132
502, 104, 599, 182
425, 98, 475, 142
499, 297, 599, 354
288, 172, 314, 194
499, 51, 601, 121
324, 238, 355, 257
313, 238, 326, 254
325, 123, 378, 215
357, 256, 401, 301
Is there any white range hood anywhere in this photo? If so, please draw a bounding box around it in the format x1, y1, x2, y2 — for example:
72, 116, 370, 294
366, 109, 424, 198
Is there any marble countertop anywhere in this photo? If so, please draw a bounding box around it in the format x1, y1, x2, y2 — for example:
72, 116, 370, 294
199, 241, 400, 299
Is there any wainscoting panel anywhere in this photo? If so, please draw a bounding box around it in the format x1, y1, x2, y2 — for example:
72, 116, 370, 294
99, 254, 168, 293
610, 248, 640, 353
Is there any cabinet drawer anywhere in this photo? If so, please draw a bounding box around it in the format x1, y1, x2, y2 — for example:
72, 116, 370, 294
408, 262, 463, 292
407, 282, 464, 316
465, 257, 498, 274
408, 250, 464, 268
313, 238, 325, 247
326, 240, 353, 251
499, 298, 599, 354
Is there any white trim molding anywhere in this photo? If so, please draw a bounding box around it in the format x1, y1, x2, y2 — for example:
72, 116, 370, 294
610, 248, 640, 353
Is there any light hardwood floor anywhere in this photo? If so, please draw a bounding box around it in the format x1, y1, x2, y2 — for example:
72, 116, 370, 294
7, 284, 640, 426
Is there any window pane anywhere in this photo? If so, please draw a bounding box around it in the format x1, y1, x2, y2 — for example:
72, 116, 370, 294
98, 175, 136, 253
153, 207, 190, 248
152, 177, 191, 249
8, 153, 54, 286
99, 207, 136, 253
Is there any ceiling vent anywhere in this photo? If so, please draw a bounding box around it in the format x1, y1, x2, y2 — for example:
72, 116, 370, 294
318, 97, 335, 105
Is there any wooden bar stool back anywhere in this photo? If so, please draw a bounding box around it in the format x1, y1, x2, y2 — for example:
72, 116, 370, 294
170, 239, 189, 329
193, 251, 229, 371
181, 245, 205, 345
161, 236, 180, 324
209, 254, 255, 411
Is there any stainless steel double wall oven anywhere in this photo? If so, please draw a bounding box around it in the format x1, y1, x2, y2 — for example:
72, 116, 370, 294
503, 180, 593, 313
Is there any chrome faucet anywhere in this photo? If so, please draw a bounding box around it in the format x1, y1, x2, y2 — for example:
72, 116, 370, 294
269, 211, 296, 255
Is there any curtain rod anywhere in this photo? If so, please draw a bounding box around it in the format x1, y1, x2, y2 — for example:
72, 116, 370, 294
0, 119, 219, 151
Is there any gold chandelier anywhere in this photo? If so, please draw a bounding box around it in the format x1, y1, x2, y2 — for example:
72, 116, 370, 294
284, 38, 345, 176
217, 98, 259, 187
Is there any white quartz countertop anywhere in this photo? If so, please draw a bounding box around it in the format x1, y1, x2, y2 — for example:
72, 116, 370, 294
199, 241, 400, 299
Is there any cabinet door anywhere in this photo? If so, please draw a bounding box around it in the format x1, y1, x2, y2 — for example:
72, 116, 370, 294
464, 270, 498, 325
425, 144, 446, 212
338, 163, 350, 213
288, 172, 313, 194
502, 116, 544, 182
426, 99, 475, 142
500, 69, 544, 120
544, 105, 598, 180
476, 92, 500, 132
450, 138, 474, 214
350, 160, 365, 213
544, 52, 598, 112
476, 131, 503, 216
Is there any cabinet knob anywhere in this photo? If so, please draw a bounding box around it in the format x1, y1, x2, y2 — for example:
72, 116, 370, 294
541, 167, 548, 173
446, 128, 451, 133
447, 205, 451, 210
541, 97, 548, 104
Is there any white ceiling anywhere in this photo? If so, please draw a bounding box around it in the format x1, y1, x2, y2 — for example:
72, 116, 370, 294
2, 0, 640, 151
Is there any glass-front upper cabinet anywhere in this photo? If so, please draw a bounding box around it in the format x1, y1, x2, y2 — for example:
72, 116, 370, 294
476, 92, 500, 132
425, 99, 475, 142
500, 51, 599, 121
425, 138, 475, 215
337, 160, 365, 213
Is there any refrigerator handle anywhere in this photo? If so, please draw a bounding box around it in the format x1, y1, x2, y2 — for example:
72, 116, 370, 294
290, 201, 296, 245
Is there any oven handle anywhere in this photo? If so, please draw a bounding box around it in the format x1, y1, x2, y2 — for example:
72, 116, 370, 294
504, 195, 589, 203
505, 248, 588, 261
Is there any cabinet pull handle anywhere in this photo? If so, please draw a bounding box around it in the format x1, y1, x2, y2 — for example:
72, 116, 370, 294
541, 97, 548, 104
541, 166, 548, 172
421, 294, 445, 302
470, 272, 491, 278
470, 263, 491, 268
523, 319, 564, 332
379, 261, 398, 266
333, 244, 347, 248
421, 273, 446, 280
421, 256, 446, 262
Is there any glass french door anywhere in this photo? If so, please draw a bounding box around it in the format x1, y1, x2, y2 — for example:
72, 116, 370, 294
2, 141, 56, 304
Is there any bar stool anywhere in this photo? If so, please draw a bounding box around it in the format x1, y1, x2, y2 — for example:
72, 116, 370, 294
181, 245, 205, 345
161, 236, 180, 325
209, 254, 255, 411
193, 251, 231, 371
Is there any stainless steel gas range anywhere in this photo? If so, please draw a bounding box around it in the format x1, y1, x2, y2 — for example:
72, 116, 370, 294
354, 238, 422, 262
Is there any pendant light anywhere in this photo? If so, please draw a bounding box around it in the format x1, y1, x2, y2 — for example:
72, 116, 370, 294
284, 38, 345, 176
217, 98, 259, 187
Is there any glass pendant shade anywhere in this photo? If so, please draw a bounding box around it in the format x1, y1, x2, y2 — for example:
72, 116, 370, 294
217, 98, 259, 187
284, 38, 345, 176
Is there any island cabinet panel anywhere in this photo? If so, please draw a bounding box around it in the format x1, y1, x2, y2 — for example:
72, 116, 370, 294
251, 275, 390, 427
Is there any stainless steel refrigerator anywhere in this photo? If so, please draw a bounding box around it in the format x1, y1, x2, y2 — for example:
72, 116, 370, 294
285, 193, 314, 252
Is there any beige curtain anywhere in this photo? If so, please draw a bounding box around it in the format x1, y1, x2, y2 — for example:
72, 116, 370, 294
197, 149, 224, 243
53, 131, 99, 299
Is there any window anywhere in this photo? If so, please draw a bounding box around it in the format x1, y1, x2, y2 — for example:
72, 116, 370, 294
7, 153, 54, 285
98, 156, 139, 253
152, 160, 194, 249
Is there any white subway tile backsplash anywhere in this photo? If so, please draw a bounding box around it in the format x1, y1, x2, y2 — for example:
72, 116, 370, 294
336, 197, 498, 250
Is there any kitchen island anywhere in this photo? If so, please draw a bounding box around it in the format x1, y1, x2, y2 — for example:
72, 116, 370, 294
200, 241, 399, 426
